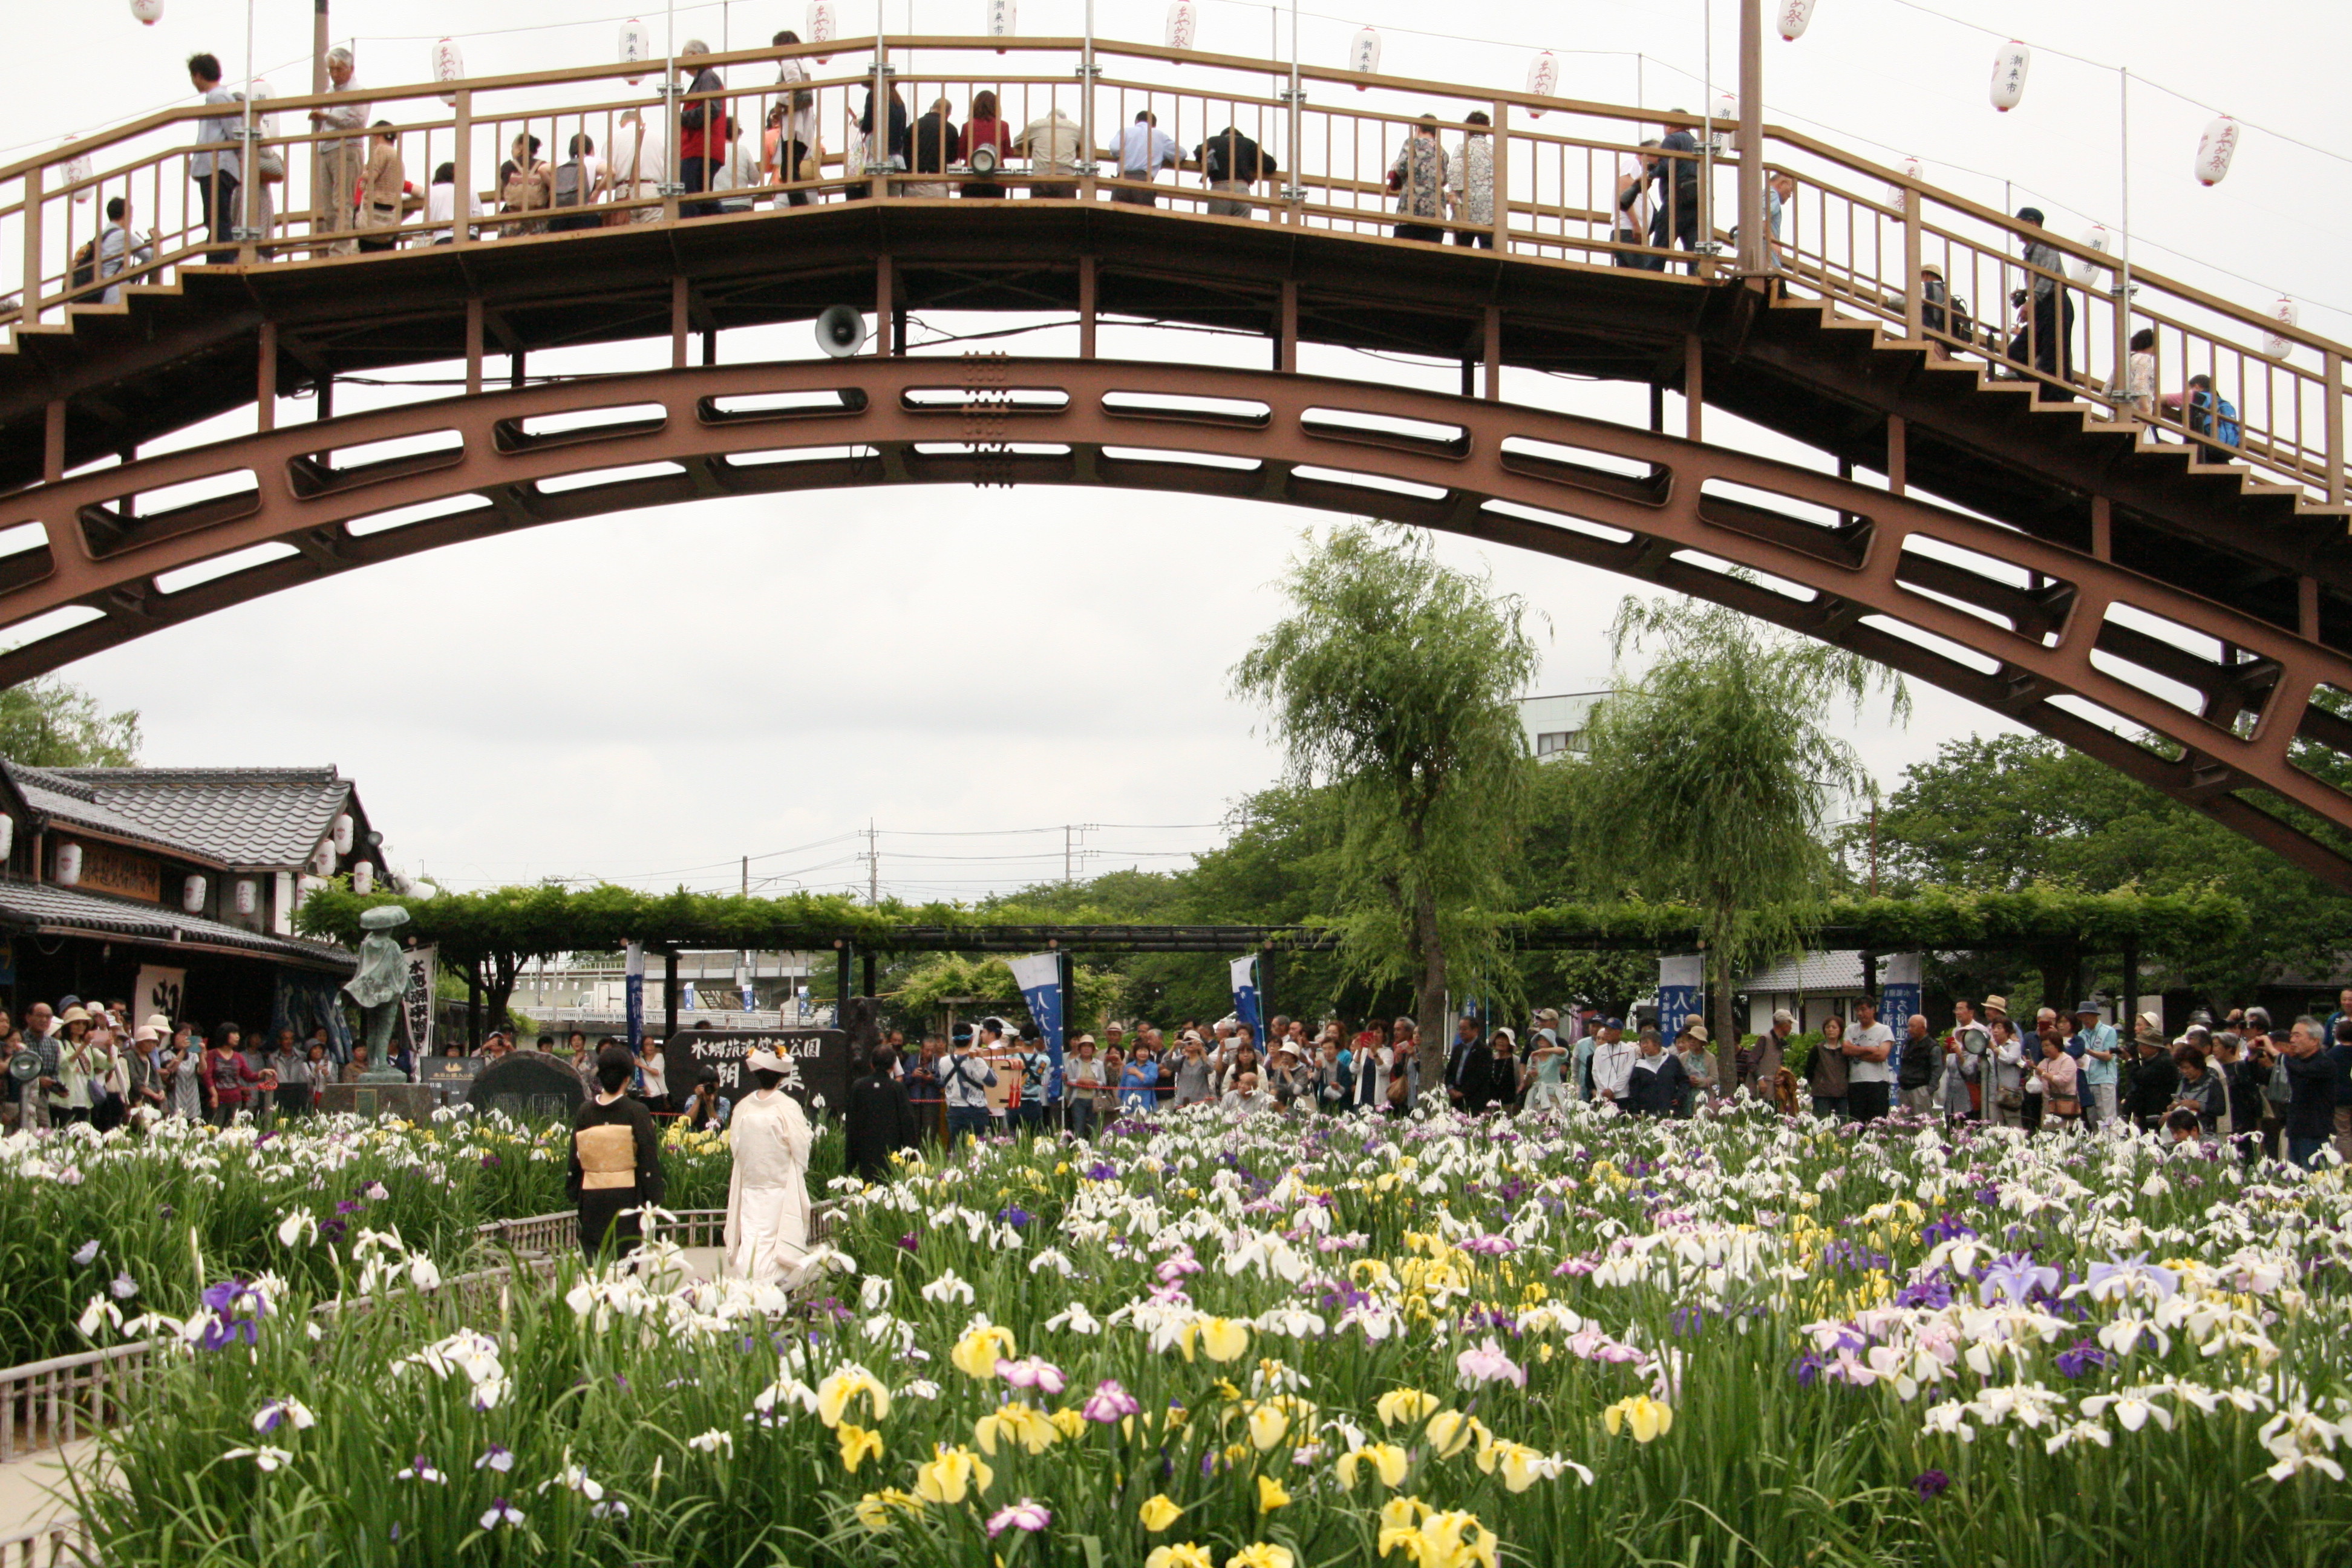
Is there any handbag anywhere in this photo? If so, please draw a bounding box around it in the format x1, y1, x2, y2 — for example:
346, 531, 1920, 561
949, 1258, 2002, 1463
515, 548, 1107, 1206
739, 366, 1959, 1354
1996, 1085, 2025, 1111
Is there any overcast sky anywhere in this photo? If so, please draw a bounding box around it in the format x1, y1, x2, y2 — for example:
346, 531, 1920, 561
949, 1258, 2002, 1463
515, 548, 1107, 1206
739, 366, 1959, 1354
5, 1, 2343, 899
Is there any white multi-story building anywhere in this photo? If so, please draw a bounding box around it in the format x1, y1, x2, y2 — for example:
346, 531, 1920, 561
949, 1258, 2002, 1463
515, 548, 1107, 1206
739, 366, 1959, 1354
1517, 691, 1607, 760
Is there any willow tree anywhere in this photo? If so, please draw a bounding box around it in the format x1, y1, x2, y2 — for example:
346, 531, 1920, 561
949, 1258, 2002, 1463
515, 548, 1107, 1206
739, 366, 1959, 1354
1572, 595, 1908, 1046
1232, 526, 1543, 1085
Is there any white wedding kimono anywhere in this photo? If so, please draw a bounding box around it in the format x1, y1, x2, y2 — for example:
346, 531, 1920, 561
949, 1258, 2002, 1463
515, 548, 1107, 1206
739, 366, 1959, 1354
724, 1088, 814, 1282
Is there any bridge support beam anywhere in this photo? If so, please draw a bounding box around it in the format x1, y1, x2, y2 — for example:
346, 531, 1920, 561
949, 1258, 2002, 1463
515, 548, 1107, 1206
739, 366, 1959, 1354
1684, 336, 1704, 442
671, 278, 690, 370
1278, 281, 1298, 375
256, 323, 277, 434
465, 299, 484, 397
1886, 414, 1905, 497
1484, 307, 1502, 402
1079, 256, 1097, 360
42, 401, 63, 483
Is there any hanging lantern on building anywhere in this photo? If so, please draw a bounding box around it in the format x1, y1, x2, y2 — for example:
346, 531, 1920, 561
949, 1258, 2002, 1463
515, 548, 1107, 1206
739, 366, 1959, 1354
1525, 51, 1558, 117
619, 19, 653, 85
333, 814, 354, 855
1777, 0, 1817, 41
432, 39, 465, 108
0, 814, 14, 860
2194, 115, 2239, 186
806, 3, 835, 65
1884, 154, 1922, 212
1165, 1, 1197, 51
987, 0, 1015, 50
1348, 27, 1380, 87
183, 875, 207, 914
1990, 42, 2030, 113
354, 862, 376, 895
56, 843, 82, 886
129, 1, 165, 25
62, 142, 93, 204
234, 877, 257, 915
2266, 296, 2298, 359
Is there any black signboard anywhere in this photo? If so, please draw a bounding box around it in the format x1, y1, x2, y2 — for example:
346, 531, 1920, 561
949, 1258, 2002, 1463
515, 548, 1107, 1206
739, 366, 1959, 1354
466, 1053, 587, 1123
419, 1055, 486, 1091
662, 1027, 850, 1119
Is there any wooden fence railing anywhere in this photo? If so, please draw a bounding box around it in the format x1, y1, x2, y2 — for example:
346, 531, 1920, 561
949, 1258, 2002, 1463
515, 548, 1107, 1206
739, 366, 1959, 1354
2, 34, 2342, 506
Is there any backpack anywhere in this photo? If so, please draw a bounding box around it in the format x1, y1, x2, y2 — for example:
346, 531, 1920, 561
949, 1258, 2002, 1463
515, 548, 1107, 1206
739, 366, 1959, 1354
552, 158, 584, 207
70, 240, 96, 290
2190, 388, 2241, 448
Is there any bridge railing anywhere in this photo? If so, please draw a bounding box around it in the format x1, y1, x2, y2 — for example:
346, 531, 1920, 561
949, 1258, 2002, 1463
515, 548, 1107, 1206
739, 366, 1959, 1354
1, 34, 2341, 507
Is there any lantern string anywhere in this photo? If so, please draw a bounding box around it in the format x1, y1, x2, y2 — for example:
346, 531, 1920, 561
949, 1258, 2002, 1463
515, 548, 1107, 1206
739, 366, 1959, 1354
1881, 0, 2348, 166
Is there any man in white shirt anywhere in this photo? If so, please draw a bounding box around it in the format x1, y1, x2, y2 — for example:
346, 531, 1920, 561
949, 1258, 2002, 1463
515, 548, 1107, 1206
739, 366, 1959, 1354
97, 198, 152, 302
1111, 110, 1178, 206
308, 46, 368, 256
425, 164, 485, 243
1843, 997, 1895, 1123
1590, 1023, 1639, 1111
187, 54, 244, 264
1613, 141, 1658, 269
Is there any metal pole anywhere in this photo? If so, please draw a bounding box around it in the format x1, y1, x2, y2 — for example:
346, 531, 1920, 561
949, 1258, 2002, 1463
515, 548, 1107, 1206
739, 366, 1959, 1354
1282, 0, 1302, 205
1736, 0, 1763, 274
1081, 0, 1096, 178
1702, 0, 1714, 264
872, 0, 889, 183
237, 0, 257, 249
2118, 67, 2134, 412
312, 0, 328, 243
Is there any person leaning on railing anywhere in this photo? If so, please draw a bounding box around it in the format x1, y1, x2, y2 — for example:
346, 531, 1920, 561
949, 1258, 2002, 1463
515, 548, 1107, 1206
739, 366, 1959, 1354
1195, 124, 1276, 217
1613, 141, 1659, 269
1649, 117, 1702, 272
1387, 115, 1449, 243
906, 99, 962, 199
2005, 206, 2075, 390
771, 31, 820, 207
356, 122, 405, 253
307, 46, 368, 258
675, 41, 735, 218
962, 92, 1013, 199
1448, 111, 1494, 248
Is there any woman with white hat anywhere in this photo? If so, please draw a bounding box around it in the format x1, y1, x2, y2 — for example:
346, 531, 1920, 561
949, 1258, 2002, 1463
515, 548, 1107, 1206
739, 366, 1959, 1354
725, 1049, 814, 1282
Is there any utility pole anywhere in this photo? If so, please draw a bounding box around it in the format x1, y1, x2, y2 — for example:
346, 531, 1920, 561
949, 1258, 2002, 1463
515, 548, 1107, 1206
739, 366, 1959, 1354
866, 820, 880, 904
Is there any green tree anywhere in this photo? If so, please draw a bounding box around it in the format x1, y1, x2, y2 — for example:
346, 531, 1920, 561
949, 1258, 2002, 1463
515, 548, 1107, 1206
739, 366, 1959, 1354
1572, 596, 1907, 1046
0, 676, 140, 766
1232, 526, 1542, 1083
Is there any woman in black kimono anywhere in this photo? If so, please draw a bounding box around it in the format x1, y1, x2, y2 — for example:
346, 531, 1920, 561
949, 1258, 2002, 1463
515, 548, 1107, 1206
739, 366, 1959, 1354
843, 1044, 919, 1184
567, 1045, 666, 1261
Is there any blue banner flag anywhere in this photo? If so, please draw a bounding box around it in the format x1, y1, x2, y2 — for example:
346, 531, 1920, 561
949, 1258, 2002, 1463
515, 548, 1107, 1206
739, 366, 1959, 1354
1006, 953, 1065, 1102
625, 940, 645, 1053
1229, 955, 1261, 1033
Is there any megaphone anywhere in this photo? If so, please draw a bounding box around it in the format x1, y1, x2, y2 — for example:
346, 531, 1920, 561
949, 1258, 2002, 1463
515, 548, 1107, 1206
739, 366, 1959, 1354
814, 305, 866, 358
969, 142, 1001, 178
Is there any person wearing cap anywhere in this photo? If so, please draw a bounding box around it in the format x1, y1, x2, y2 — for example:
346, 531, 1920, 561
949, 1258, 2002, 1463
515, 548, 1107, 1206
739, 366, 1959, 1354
2007, 206, 2074, 387
727, 1046, 816, 1278
1011, 1023, 1054, 1133
937, 1028, 999, 1146
844, 1044, 919, 1183
1524, 1020, 1573, 1113
126, 1021, 169, 1122
1269, 1043, 1318, 1111
1738, 1011, 1794, 1101
569, 1045, 667, 1263
1673, 1023, 1718, 1115
2071, 1003, 2121, 1131
1843, 998, 1895, 1123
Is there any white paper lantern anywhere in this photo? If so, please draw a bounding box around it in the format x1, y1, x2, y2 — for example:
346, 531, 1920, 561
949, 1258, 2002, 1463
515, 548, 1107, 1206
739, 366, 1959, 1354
1884, 154, 1921, 212
333, 814, 354, 855
1713, 90, 1740, 150
129, 0, 165, 25
806, 3, 834, 65
55, 842, 82, 886
1348, 27, 1380, 88
314, 841, 336, 875
619, 19, 653, 85
1777, 0, 1818, 41
2194, 115, 2239, 186
432, 39, 464, 108
1525, 51, 1558, 117
987, 0, 1015, 42
183, 875, 207, 914
0, 814, 14, 860
2265, 296, 2298, 359
234, 877, 257, 915
354, 862, 375, 895
1990, 42, 2030, 113
1165, 1, 1197, 51
2071, 224, 2109, 284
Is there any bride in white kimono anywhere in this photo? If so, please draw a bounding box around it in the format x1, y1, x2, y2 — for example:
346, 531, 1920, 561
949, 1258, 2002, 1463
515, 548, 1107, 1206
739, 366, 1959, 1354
724, 1050, 815, 1282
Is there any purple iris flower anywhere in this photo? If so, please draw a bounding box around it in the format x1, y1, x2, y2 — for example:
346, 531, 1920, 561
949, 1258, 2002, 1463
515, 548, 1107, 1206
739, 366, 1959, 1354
1913, 1469, 1952, 1500
1977, 1252, 2060, 1307
2054, 1339, 2111, 1380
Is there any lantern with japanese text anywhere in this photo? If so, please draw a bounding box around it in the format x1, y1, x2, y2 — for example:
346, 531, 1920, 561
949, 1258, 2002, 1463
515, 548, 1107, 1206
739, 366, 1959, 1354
62, 142, 93, 204
1525, 51, 1557, 117
2266, 296, 2298, 359
2194, 115, 2239, 186
56, 843, 82, 886
354, 862, 376, 895
1713, 90, 1739, 151
129, 1, 165, 25
183, 875, 207, 915
619, 19, 653, 85
1777, 0, 1817, 41
1166, 1, 1197, 51
0, 815, 12, 860
1884, 154, 1921, 213
234, 878, 258, 915
807, 3, 835, 65
333, 814, 354, 855
988, 0, 1015, 48
2071, 224, 2110, 285
1990, 42, 2030, 112
1348, 27, 1380, 87
432, 39, 464, 108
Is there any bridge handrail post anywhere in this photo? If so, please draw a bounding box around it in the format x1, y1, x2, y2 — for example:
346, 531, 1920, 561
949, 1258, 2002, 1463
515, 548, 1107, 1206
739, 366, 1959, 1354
1901, 177, 1923, 344
1489, 99, 1509, 253
451, 90, 474, 249
16, 162, 41, 330
2328, 349, 2347, 509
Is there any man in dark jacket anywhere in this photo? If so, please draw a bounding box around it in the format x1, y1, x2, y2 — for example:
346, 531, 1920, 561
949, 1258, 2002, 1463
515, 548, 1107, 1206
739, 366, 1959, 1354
567, 1045, 666, 1261
2127, 1034, 2181, 1132
1624, 1029, 1687, 1117
1196, 126, 1278, 217
2282, 1017, 2339, 1169
1648, 119, 1702, 269
844, 1045, 920, 1183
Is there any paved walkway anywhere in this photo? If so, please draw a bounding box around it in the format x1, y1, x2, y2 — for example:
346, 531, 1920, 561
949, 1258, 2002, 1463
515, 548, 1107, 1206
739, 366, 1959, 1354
0, 1439, 101, 1538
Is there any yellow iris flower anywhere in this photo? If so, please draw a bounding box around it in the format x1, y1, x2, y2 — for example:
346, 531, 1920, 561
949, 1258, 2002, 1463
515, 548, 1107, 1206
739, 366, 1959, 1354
1256, 1474, 1292, 1513
815, 1365, 890, 1429
973, 1403, 1058, 1457
1423, 1410, 1489, 1460
1336, 1442, 1412, 1491
912, 1445, 995, 1504
1138, 1494, 1182, 1532
1603, 1396, 1673, 1443
1245, 1402, 1290, 1453
1374, 1388, 1440, 1429
852, 1488, 919, 1531
1145, 1547, 1213, 1568
950, 1324, 1018, 1380
1227, 1546, 1295, 1568
837, 1423, 883, 1474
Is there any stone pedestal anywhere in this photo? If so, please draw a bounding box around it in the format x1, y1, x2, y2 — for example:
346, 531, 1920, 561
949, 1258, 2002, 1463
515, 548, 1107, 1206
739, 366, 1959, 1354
317, 1082, 440, 1123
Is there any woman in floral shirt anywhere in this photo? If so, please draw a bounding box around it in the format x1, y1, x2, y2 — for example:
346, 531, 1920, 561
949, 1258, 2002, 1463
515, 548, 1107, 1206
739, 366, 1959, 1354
1388, 115, 1448, 243
1448, 109, 1494, 247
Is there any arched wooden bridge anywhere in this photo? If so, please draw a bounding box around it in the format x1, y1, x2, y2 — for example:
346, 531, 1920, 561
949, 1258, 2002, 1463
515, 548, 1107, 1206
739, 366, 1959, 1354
3, 36, 2350, 881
